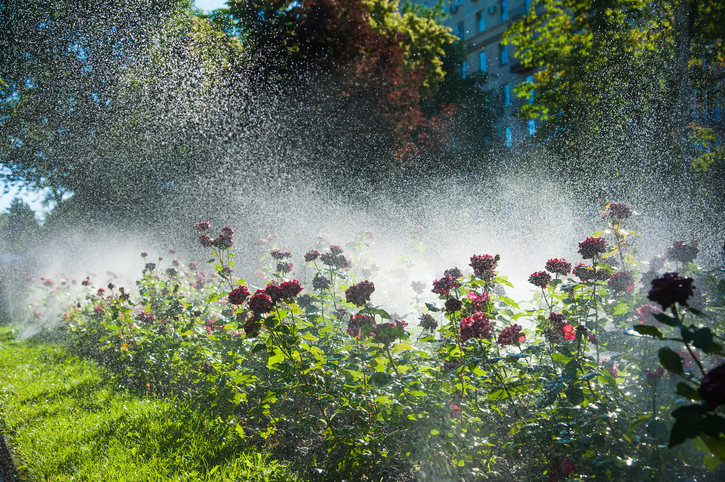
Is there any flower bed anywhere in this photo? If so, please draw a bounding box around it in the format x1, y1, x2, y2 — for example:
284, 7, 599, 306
17, 203, 725, 480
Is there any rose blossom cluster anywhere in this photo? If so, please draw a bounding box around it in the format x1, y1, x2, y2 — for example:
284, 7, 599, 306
432, 275, 461, 296
544, 313, 575, 342
607, 271, 634, 293
460, 312, 495, 344
605, 202, 633, 220
647, 272, 695, 310
320, 245, 349, 269
545, 258, 572, 276
528, 271, 552, 289
345, 281, 375, 307
498, 324, 525, 347
578, 237, 607, 259
573, 263, 596, 281
469, 254, 499, 281
196, 222, 234, 249
419, 313, 438, 332
666, 241, 699, 264
347, 314, 374, 338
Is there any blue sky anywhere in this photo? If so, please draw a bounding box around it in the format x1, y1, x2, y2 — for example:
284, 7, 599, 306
195, 0, 228, 11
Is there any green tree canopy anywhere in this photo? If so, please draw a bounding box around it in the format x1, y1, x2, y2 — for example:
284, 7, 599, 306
504, 0, 725, 205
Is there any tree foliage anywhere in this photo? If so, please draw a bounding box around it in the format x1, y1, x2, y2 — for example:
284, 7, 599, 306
504, 0, 725, 206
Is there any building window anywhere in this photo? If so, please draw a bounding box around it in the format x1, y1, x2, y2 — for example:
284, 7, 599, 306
502, 83, 510, 106
526, 75, 534, 104
528, 119, 536, 136
477, 10, 485, 33
504, 125, 512, 147
499, 43, 508, 65
457, 21, 464, 41
479, 51, 486, 72
461, 60, 467, 79
500, 0, 507, 22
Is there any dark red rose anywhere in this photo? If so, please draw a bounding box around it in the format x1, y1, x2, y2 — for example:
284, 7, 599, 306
699, 363, 725, 407
549, 454, 576, 482
444, 267, 462, 278
304, 250, 320, 262
221, 226, 234, 237
460, 312, 495, 344
345, 281, 375, 307
419, 313, 438, 331
608, 271, 634, 293
330, 245, 343, 255
347, 314, 374, 338
645, 367, 665, 386
199, 234, 213, 248
136, 312, 156, 323
371, 322, 400, 345
573, 263, 595, 281
280, 279, 303, 299
445, 298, 463, 313
320, 252, 349, 269
432, 275, 461, 296
578, 237, 607, 259
195, 221, 211, 232
243, 319, 261, 338
270, 249, 291, 260
666, 241, 699, 264
276, 261, 293, 273
498, 324, 525, 347
265, 284, 284, 303
228, 285, 250, 305
545, 258, 572, 275
469, 254, 499, 281
529, 271, 552, 289
213, 235, 233, 249
248, 290, 274, 313
647, 272, 695, 310
188, 262, 197, 271
297, 294, 314, 308
312, 274, 332, 291
605, 202, 633, 220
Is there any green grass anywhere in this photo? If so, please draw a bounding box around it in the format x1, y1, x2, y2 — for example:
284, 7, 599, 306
0, 326, 300, 481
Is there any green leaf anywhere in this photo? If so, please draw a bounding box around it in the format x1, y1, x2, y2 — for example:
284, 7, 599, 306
659, 347, 684, 375
425, 303, 441, 312
653, 313, 680, 327
550, 353, 573, 364
268, 352, 285, 369
670, 404, 707, 447
703, 453, 723, 472
647, 419, 669, 442
700, 433, 725, 466
681, 325, 714, 353
633, 325, 664, 339
358, 307, 392, 320
676, 382, 701, 401
369, 372, 392, 387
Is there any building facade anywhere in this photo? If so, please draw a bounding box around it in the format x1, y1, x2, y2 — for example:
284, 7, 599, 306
420, 0, 538, 147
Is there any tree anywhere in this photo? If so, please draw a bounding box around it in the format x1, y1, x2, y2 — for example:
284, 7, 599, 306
0, 198, 40, 253
504, 0, 725, 202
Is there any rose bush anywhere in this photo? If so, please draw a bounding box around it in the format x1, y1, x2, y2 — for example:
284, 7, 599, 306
17, 204, 725, 481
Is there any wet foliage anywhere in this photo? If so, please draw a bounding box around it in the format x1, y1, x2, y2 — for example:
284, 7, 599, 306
14, 203, 725, 480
